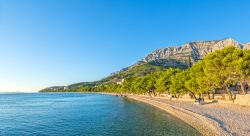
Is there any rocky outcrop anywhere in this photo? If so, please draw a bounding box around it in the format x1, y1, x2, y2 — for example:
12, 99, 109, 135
244, 43, 250, 50
142, 38, 249, 67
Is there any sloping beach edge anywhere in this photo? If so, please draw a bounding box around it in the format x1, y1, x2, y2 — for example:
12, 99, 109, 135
100, 93, 230, 136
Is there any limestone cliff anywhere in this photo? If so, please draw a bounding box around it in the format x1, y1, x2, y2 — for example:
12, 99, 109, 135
141, 38, 249, 67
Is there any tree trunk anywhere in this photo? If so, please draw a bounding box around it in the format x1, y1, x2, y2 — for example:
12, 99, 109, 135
175, 94, 178, 98
153, 90, 156, 96
177, 94, 180, 98
226, 87, 233, 100
189, 91, 197, 100
240, 80, 246, 94
207, 92, 211, 99
212, 93, 215, 99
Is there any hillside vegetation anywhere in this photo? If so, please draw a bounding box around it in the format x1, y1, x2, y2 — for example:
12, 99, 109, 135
40, 63, 183, 92
41, 46, 250, 101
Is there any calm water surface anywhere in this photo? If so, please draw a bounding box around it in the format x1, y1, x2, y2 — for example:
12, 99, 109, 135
0, 93, 200, 136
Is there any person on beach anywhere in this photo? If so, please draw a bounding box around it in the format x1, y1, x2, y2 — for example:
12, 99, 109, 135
148, 90, 152, 98
148, 90, 156, 98
246, 82, 249, 93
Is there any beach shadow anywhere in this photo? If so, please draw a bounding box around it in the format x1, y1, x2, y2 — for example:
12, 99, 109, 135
204, 113, 232, 135
201, 100, 218, 105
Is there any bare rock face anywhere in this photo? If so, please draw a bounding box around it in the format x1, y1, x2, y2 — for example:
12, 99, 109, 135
142, 38, 249, 67
244, 43, 250, 50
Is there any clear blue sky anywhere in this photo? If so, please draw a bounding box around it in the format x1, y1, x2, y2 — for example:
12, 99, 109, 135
0, 0, 250, 92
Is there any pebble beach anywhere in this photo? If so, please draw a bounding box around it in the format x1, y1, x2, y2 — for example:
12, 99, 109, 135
113, 94, 250, 136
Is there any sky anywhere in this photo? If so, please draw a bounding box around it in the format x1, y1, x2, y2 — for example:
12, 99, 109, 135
0, 0, 250, 92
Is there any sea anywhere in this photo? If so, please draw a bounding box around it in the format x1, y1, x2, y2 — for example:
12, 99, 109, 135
0, 93, 200, 136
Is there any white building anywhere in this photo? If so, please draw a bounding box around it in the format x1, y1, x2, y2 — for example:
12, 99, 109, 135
117, 79, 124, 85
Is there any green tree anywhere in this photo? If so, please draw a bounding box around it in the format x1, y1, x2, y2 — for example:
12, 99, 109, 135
121, 76, 135, 94
170, 70, 190, 98
155, 68, 182, 94
203, 46, 245, 99
238, 49, 250, 94
185, 61, 215, 99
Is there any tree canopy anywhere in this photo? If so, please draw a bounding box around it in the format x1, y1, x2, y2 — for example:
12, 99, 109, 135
41, 46, 250, 100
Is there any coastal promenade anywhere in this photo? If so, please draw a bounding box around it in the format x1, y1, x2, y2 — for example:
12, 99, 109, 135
103, 93, 250, 136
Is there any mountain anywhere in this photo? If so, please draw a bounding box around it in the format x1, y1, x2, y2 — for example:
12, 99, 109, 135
245, 42, 250, 49
141, 38, 249, 67
40, 38, 249, 92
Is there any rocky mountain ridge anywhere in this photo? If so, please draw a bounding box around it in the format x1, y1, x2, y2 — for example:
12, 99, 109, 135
140, 38, 249, 67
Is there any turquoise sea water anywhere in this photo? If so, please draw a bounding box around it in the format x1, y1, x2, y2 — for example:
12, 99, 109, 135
0, 93, 200, 136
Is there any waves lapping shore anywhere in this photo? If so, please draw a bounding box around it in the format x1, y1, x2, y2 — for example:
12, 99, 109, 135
102, 93, 250, 136
127, 95, 227, 136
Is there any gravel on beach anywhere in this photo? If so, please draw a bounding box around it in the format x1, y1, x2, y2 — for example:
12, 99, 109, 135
128, 95, 250, 136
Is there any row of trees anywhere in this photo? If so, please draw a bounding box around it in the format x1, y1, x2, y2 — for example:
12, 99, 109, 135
48, 46, 250, 100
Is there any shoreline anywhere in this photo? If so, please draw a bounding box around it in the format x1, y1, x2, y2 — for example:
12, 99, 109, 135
127, 95, 228, 136
37, 92, 250, 135
100, 93, 229, 136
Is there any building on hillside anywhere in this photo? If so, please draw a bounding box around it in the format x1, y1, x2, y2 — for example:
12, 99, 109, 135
116, 79, 124, 85
64, 86, 69, 90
